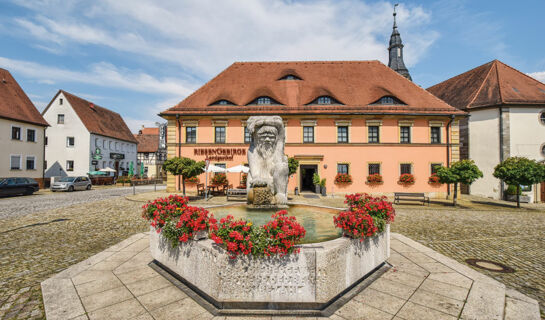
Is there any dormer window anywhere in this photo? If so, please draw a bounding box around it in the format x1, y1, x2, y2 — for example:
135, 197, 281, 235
211, 99, 235, 106
278, 74, 302, 80
257, 97, 271, 105
307, 95, 341, 105
371, 96, 405, 105
247, 96, 281, 105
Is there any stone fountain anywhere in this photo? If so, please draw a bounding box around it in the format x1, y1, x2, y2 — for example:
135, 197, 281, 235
245, 116, 289, 209
149, 115, 390, 316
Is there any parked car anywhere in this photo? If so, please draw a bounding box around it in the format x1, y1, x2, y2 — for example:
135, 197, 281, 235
0, 177, 40, 196
51, 176, 92, 192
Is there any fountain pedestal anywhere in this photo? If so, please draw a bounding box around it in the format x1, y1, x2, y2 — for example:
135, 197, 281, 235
247, 186, 288, 209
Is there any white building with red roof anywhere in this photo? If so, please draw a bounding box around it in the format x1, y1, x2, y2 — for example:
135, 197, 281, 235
0, 68, 49, 186
42, 90, 137, 178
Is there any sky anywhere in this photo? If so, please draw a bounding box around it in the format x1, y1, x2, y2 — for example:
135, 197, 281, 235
1, 0, 544, 132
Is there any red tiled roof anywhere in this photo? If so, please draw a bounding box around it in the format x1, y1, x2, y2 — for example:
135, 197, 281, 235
161, 61, 465, 116
427, 60, 545, 110
48, 90, 137, 143
134, 130, 159, 153
140, 127, 159, 135
0, 68, 49, 126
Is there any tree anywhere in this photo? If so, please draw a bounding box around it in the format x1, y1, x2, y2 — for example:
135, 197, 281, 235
163, 157, 205, 196
493, 157, 545, 208
436, 160, 483, 206
288, 157, 299, 177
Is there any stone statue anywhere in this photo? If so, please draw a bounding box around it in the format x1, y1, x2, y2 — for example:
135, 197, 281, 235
246, 116, 289, 206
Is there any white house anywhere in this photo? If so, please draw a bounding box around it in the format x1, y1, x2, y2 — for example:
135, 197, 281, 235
428, 60, 545, 202
0, 68, 49, 187
42, 90, 137, 178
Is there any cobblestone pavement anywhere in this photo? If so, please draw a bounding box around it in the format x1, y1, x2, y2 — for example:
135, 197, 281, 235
0, 185, 165, 219
0, 196, 149, 319
1, 191, 544, 319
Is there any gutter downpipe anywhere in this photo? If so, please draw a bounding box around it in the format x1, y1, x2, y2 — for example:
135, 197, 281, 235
446, 115, 455, 198
177, 114, 181, 192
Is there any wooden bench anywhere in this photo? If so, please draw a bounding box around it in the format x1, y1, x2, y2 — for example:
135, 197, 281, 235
394, 192, 430, 206
227, 188, 247, 201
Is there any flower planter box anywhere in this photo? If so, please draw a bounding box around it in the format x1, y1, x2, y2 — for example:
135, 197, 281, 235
149, 225, 389, 308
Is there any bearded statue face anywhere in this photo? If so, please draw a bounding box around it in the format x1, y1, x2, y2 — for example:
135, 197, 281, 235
256, 125, 278, 157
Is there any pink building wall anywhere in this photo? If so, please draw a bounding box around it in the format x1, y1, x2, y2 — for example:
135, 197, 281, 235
175, 116, 450, 196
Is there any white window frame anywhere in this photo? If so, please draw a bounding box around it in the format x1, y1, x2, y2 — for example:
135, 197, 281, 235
57, 114, 65, 124
26, 155, 36, 170
66, 160, 74, 172
11, 125, 22, 141
10, 154, 22, 170
66, 136, 75, 147
26, 128, 36, 142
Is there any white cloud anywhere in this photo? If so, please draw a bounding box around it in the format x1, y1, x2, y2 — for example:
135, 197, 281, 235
0, 56, 196, 96
9, 0, 437, 76
528, 71, 545, 83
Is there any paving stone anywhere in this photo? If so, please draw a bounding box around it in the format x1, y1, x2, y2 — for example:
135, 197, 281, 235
427, 272, 473, 289
396, 301, 457, 320
334, 299, 393, 320
380, 269, 426, 288
151, 298, 208, 320
72, 270, 117, 286
125, 275, 173, 297
368, 277, 418, 300
80, 285, 134, 312
418, 278, 469, 301
137, 285, 188, 311
460, 281, 505, 320
399, 252, 437, 264
75, 272, 123, 297
354, 287, 406, 315
418, 262, 456, 273
41, 278, 85, 320
114, 250, 153, 274
116, 266, 160, 285
87, 298, 147, 320
409, 289, 464, 316
504, 297, 541, 320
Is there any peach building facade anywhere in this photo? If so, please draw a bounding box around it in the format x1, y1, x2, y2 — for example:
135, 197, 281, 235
161, 61, 465, 196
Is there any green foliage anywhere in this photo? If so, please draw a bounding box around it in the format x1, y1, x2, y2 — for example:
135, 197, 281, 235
288, 157, 299, 176
320, 178, 326, 187
162, 157, 205, 195
493, 157, 545, 186
506, 185, 522, 195
435, 160, 483, 185
312, 172, 321, 185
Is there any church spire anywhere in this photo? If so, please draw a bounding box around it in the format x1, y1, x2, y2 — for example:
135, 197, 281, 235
388, 4, 412, 81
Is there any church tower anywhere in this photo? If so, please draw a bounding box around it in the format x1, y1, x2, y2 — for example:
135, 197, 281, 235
388, 4, 412, 80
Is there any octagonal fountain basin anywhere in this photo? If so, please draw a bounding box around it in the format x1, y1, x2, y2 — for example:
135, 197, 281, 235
207, 204, 342, 244
149, 202, 390, 315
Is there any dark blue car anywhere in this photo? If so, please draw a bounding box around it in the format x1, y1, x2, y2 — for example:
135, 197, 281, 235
0, 177, 40, 196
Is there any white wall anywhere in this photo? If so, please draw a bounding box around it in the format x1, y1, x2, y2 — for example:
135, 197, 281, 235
468, 108, 501, 199
0, 118, 45, 179
508, 106, 545, 202
90, 133, 137, 175
43, 92, 90, 177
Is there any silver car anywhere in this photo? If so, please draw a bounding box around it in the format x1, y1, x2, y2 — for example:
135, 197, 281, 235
51, 176, 92, 192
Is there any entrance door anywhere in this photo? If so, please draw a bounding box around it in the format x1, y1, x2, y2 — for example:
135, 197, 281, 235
541, 182, 545, 202
114, 161, 120, 178
300, 165, 318, 192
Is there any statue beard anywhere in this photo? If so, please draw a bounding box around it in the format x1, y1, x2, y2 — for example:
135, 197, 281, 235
257, 142, 276, 159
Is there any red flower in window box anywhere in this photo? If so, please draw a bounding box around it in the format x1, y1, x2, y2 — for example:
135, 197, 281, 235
428, 173, 441, 184
334, 173, 352, 184
366, 173, 383, 184
398, 173, 415, 185
184, 176, 200, 184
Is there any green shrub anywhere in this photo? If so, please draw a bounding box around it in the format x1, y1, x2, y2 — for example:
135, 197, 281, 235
506, 185, 521, 195
312, 173, 321, 185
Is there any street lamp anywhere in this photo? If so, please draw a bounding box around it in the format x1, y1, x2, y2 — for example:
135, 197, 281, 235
205, 159, 210, 200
